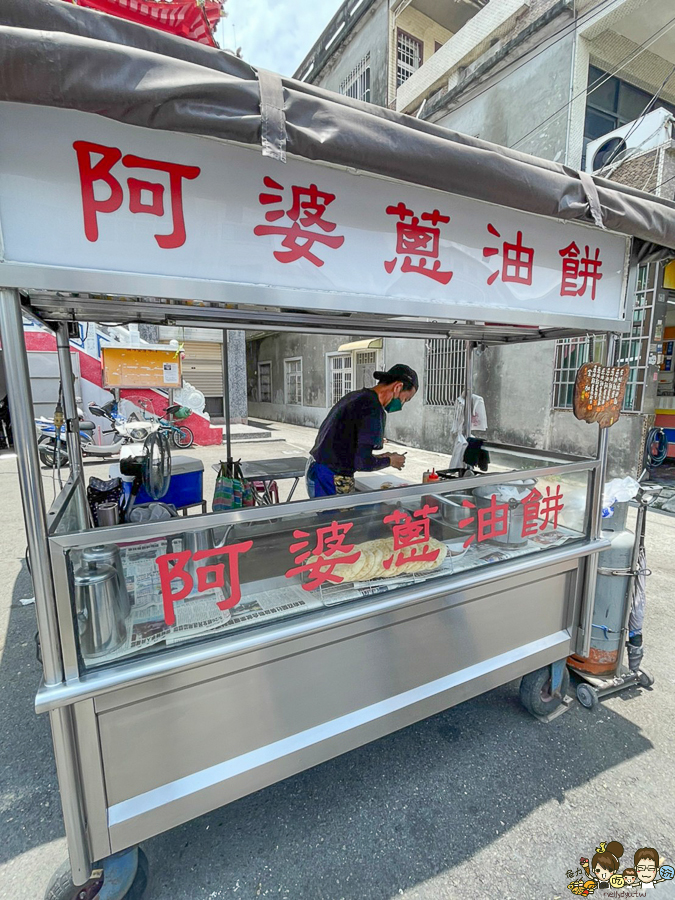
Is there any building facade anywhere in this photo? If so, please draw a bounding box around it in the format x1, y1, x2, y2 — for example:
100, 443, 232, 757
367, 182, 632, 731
245, 0, 675, 475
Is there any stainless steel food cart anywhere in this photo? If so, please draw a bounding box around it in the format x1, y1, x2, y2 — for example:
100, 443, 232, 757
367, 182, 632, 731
3, 3, 675, 896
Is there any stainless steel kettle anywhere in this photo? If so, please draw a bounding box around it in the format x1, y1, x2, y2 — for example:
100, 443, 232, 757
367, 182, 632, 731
74, 562, 127, 659
81, 544, 132, 617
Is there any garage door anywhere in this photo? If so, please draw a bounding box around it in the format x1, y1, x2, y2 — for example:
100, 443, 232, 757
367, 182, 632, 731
181, 341, 223, 398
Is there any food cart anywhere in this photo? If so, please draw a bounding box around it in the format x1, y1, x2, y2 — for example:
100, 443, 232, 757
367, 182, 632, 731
2, 3, 675, 896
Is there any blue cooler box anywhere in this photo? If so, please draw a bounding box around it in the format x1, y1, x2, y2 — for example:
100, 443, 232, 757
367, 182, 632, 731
110, 455, 204, 509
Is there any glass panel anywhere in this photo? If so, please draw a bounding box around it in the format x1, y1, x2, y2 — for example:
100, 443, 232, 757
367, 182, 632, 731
618, 81, 652, 124
49, 478, 91, 536
584, 109, 617, 143
68, 469, 590, 670
587, 67, 618, 114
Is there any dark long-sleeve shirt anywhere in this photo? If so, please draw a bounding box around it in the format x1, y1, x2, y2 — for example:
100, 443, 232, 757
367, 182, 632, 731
311, 388, 388, 476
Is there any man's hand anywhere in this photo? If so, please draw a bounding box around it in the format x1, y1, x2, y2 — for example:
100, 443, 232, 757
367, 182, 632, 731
388, 452, 407, 470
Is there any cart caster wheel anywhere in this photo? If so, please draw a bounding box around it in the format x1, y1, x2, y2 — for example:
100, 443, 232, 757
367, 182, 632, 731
45, 849, 149, 900
519, 665, 570, 718
576, 683, 599, 709
638, 668, 655, 688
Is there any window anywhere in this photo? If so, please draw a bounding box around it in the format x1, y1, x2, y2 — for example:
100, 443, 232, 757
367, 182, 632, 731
424, 338, 466, 406
583, 65, 675, 165
258, 361, 271, 403
354, 350, 378, 390
397, 30, 423, 88
553, 263, 657, 413
434, 40, 443, 54
328, 353, 353, 405
284, 357, 303, 405
552, 336, 605, 410
340, 53, 371, 103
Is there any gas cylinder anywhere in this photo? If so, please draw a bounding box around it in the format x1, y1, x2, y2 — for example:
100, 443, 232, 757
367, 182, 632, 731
568, 528, 634, 676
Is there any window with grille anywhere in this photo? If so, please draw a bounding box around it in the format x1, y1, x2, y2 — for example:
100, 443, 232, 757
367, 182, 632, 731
284, 357, 303, 405
424, 338, 466, 406
397, 30, 422, 88
258, 361, 271, 403
354, 350, 377, 390
340, 53, 371, 103
552, 263, 657, 412
328, 354, 353, 405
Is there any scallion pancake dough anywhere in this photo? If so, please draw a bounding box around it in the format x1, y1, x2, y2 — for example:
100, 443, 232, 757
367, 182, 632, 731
301, 537, 448, 587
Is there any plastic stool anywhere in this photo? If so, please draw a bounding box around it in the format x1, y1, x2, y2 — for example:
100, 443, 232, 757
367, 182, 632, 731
251, 479, 279, 504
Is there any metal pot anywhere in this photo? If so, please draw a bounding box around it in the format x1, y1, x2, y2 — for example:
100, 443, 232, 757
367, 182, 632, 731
472, 479, 537, 548
434, 493, 476, 530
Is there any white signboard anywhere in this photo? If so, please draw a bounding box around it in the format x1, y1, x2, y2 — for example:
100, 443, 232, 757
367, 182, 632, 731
0, 103, 630, 329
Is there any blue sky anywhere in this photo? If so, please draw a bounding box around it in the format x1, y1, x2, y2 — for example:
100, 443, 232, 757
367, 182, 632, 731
216, 0, 344, 77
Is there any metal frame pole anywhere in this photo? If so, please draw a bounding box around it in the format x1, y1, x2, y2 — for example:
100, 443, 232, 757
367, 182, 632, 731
463, 340, 474, 440
0, 288, 63, 685
222, 330, 232, 463
0, 289, 92, 883
56, 323, 84, 477
577, 332, 618, 657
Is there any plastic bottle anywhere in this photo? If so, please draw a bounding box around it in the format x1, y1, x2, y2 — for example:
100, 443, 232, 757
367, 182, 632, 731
422, 470, 431, 484
427, 469, 439, 483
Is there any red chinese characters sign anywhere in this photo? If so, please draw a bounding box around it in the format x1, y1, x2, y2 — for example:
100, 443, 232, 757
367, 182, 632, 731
383, 203, 453, 284
457, 485, 565, 549
0, 104, 630, 327
73, 141, 200, 249
382, 504, 440, 569
156, 539, 253, 626
285, 521, 360, 591
253, 177, 345, 267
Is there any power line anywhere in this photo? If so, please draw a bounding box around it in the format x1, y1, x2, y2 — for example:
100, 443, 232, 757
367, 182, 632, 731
590, 64, 675, 175
512, 13, 675, 149
434, 0, 618, 122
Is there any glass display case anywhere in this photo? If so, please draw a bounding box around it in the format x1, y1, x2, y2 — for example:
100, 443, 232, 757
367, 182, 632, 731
50, 452, 594, 672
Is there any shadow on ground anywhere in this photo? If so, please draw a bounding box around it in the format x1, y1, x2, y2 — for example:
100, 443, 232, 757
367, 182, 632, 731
0, 564, 64, 870
143, 675, 653, 899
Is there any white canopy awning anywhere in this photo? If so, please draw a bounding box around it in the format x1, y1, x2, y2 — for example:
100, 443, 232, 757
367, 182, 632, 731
338, 338, 383, 352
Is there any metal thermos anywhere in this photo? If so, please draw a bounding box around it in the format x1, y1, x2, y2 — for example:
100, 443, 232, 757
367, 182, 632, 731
74, 562, 127, 659
97, 501, 119, 527
81, 544, 132, 617
181, 529, 215, 586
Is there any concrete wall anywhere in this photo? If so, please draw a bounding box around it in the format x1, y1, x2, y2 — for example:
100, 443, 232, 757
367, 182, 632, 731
246, 332, 352, 427
432, 29, 575, 162
312, 0, 389, 106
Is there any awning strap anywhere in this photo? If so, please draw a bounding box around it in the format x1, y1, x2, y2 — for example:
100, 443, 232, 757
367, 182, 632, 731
257, 68, 287, 163
579, 170, 605, 230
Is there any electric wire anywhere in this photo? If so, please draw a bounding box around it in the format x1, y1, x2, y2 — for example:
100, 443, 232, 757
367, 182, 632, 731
512, 13, 675, 149
435, 0, 619, 122
592, 64, 675, 176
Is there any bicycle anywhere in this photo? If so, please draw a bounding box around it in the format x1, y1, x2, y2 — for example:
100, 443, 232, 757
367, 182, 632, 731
135, 397, 194, 449
159, 404, 194, 449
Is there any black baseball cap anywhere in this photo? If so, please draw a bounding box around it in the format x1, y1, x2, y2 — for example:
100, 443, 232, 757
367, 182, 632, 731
373, 364, 419, 391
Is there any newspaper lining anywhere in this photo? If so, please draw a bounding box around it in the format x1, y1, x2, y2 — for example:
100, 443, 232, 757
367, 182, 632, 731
85, 526, 578, 664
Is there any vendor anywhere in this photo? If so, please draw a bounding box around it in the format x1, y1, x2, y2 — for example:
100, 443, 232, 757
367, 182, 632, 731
306, 363, 418, 497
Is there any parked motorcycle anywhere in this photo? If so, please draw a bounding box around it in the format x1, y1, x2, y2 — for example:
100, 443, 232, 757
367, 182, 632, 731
36, 400, 156, 468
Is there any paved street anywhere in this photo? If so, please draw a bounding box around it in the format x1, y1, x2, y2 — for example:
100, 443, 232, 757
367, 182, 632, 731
1, 422, 674, 900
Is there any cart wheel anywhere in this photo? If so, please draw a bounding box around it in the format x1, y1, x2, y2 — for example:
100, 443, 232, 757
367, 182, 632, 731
576, 683, 599, 709
519, 665, 570, 718
45, 850, 149, 900
172, 424, 194, 449
638, 668, 655, 688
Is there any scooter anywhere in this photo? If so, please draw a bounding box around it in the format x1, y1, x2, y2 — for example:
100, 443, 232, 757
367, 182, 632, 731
37, 401, 156, 468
